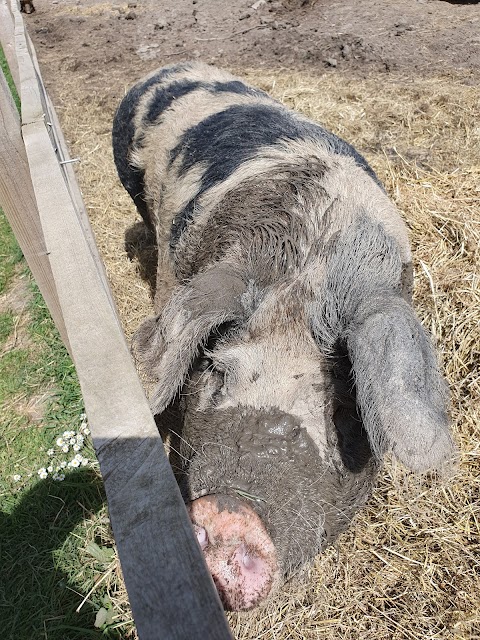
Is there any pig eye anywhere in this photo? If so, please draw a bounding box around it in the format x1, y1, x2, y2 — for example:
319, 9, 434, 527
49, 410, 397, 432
197, 355, 214, 371
194, 353, 228, 406
211, 370, 228, 405
196, 353, 226, 381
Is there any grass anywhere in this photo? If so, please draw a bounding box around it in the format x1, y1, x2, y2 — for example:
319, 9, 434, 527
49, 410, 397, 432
0, 209, 23, 294
0, 42, 20, 111
0, 243, 120, 640
0, 310, 15, 345
0, 47, 131, 640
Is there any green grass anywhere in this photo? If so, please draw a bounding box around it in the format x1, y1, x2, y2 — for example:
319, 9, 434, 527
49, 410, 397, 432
0, 209, 24, 293
0, 253, 124, 640
0, 42, 20, 111
0, 310, 15, 345
0, 48, 132, 640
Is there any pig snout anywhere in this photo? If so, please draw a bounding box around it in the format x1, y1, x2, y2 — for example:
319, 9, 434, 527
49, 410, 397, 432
188, 494, 279, 611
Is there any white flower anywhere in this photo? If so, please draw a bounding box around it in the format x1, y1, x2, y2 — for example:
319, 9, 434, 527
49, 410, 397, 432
76, 434, 84, 443
47, 448, 55, 456
69, 438, 76, 445
74, 453, 84, 462
68, 458, 80, 468
81, 458, 89, 466
47, 466, 53, 473
80, 420, 90, 435
59, 460, 67, 468
73, 443, 82, 452
62, 444, 69, 453
80, 412, 86, 421
56, 437, 65, 447
63, 430, 75, 439
52, 472, 65, 481
37, 468, 48, 479
13, 474, 21, 482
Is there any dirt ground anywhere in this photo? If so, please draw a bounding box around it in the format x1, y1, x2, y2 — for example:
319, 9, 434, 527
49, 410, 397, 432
26, 0, 480, 91
21, 1, 480, 639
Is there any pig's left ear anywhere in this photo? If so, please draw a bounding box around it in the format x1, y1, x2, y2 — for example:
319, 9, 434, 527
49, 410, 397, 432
343, 297, 454, 472
133, 264, 246, 415
311, 217, 454, 472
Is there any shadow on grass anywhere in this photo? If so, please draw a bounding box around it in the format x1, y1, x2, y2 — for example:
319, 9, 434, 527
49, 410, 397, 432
0, 469, 114, 640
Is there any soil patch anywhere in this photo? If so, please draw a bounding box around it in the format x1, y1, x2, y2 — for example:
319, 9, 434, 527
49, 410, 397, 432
27, 0, 480, 96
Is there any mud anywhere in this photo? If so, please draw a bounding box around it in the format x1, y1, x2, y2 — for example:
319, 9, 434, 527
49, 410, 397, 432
176, 389, 377, 575
236, 408, 319, 468
177, 405, 324, 503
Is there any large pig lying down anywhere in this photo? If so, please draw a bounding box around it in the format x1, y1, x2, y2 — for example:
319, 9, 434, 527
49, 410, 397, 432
112, 62, 453, 611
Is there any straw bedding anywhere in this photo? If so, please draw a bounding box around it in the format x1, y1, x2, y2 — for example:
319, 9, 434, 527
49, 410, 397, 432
58, 68, 479, 639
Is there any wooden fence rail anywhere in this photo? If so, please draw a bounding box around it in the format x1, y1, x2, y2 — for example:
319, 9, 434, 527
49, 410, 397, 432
0, 1, 233, 638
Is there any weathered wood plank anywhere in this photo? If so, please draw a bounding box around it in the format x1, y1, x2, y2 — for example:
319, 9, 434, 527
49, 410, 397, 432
11, 0, 43, 125
9, 3, 233, 638
0, 69, 71, 353
0, 0, 19, 90
24, 30, 119, 319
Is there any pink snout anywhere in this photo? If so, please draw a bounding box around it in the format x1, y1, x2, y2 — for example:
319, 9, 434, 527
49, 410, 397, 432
188, 495, 279, 611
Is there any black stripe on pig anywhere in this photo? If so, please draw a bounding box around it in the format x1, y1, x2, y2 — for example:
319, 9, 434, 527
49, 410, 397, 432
143, 79, 267, 127
112, 64, 191, 227
168, 102, 382, 248
169, 103, 310, 246
144, 80, 203, 125
212, 80, 267, 97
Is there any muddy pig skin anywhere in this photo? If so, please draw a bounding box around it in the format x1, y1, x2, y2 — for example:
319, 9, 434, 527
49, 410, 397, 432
112, 62, 453, 610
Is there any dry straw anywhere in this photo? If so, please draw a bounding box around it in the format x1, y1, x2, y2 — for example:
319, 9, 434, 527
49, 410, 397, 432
57, 68, 479, 639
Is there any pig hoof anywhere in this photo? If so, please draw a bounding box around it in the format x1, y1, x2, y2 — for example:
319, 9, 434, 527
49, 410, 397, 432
188, 494, 279, 611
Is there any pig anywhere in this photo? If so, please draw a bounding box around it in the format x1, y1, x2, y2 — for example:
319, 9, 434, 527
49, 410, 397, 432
112, 62, 453, 611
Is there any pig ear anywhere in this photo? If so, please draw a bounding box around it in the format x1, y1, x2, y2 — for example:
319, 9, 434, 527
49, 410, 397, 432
133, 265, 246, 415
311, 217, 454, 472
345, 297, 453, 472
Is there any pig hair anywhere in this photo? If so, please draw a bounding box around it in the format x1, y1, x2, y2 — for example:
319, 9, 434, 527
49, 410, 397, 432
173, 167, 322, 285
311, 216, 453, 472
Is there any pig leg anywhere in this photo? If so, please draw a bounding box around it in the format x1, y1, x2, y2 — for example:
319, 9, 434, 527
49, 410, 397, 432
21, 1, 35, 13
188, 495, 280, 611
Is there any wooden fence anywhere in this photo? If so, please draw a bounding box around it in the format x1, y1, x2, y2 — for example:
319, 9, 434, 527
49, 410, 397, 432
0, 1, 233, 637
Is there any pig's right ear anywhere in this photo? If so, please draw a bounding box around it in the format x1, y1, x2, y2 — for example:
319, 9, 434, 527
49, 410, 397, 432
132, 265, 246, 415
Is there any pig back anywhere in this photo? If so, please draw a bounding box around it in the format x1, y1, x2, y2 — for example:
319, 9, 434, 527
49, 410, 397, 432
112, 61, 395, 270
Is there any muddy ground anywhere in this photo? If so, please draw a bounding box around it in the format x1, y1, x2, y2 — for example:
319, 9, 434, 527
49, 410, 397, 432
27, 0, 480, 93
18, 1, 480, 639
